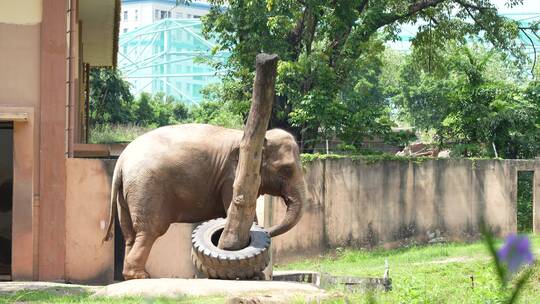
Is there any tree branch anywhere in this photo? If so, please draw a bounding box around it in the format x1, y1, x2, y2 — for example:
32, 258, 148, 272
357, 0, 369, 13
454, 0, 493, 11
382, 0, 447, 26
287, 6, 308, 60
520, 28, 537, 77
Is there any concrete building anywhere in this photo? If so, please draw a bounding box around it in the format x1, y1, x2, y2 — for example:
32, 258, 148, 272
117, 1, 224, 103
118, 19, 228, 103
0, 0, 120, 282
120, 0, 211, 34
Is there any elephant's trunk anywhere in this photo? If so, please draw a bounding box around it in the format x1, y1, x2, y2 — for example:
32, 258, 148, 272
266, 181, 305, 237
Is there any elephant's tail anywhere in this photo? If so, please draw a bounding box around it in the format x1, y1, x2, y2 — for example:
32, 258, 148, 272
102, 163, 122, 243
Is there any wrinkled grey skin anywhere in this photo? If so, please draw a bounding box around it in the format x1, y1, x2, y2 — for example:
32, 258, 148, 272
103, 123, 305, 280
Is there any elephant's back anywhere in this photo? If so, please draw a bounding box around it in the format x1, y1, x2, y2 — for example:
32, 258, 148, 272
117, 124, 240, 200
123, 123, 241, 157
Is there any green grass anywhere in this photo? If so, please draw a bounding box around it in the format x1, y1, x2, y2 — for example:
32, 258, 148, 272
2, 237, 538, 303
278, 235, 540, 303
89, 123, 155, 144
0, 290, 225, 303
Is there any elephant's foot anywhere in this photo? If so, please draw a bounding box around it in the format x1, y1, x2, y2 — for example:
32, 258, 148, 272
123, 266, 150, 280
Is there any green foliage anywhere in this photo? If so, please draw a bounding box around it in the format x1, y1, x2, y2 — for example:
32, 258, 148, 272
89, 68, 134, 125
395, 43, 540, 158
89, 68, 191, 129
132, 92, 191, 126
202, 0, 526, 151
300, 153, 431, 166
88, 67, 249, 142
517, 171, 534, 233
89, 124, 155, 144
190, 99, 245, 129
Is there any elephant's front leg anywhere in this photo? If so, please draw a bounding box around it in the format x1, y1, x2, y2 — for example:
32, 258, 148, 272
122, 233, 158, 280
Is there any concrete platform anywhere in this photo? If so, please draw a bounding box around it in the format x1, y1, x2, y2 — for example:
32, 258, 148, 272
94, 278, 324, 299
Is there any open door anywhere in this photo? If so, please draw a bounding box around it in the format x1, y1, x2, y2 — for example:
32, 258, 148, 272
518, 171, 534, 233
0, 122, 13, 280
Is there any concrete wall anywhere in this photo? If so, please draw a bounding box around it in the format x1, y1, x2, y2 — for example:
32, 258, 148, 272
64, 159, 197, 284
1, 0, 121, 281
63, 157, 539, 283
267, 158, 540, 263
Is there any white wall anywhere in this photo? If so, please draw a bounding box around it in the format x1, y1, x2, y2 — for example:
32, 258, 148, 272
120, 1, 210, 33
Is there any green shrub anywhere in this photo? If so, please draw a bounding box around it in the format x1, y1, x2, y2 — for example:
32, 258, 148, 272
517, 171, 534, 232
89, 123, 155, 144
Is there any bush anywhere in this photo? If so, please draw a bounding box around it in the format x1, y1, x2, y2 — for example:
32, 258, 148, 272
517, 171, 533, 232
89, 123, 155, 144
190, 100, 244, 129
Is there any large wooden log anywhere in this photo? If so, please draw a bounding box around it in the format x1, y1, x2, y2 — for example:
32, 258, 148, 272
218, 53, 279, 250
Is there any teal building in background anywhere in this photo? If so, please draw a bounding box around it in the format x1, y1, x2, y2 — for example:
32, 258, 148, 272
118, 18, 228, 104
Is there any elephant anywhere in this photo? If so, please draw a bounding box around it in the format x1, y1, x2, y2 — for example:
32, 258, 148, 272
103, 123, 305, 280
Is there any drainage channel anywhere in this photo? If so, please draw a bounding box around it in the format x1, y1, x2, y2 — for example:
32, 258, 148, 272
272, 262, 391, 292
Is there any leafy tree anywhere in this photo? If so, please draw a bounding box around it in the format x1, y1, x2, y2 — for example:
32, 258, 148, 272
190, 99, 245, 129
203, 0, 527, 150
131, 92, 191, 127
395, 43, 540, 158
132, 92, 155, 126
89, 67, 192, 129
89, 68, 134, 126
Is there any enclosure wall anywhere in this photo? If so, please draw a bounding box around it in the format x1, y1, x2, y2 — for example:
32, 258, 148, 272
64, 158, 196, 284
267, 158, 540, 263
63, 157, 538, 283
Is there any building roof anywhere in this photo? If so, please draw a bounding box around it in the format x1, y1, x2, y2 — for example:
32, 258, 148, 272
79, 0, 121, 67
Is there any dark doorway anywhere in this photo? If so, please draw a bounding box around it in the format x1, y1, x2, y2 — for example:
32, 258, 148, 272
114, 214, 125, 281
517, 171, 534, 233
0, 122, 13, 279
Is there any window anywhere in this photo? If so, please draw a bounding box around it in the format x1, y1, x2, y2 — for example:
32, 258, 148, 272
194, 15, 201, 19
160, 10, 170, 19
123, 10, 128, 21
123, 28, 128, 33
176, 12, 183, 18
154, 9, 159, 20
135, 10, 139, 21
187, 14, 192, 18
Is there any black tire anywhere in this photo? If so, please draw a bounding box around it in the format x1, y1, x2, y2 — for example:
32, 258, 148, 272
191, 218, 271, 280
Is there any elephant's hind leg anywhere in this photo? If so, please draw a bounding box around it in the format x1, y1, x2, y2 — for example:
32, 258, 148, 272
118, 187, 135, 259
122, 232, 159, 280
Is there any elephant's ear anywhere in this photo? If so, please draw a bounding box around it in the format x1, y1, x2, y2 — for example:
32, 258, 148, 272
261, 137, 269, 166
230, 138, 268, 163
229, 146, 239, 162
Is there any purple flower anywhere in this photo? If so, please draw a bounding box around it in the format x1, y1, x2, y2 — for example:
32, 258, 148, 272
497, 234, 534, 275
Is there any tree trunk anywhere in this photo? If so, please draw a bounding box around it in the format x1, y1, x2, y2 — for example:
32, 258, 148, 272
218, 53, 279, 250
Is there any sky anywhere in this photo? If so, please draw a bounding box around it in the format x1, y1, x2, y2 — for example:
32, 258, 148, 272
493, 0, 540, 14
390, 0, 540, 51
